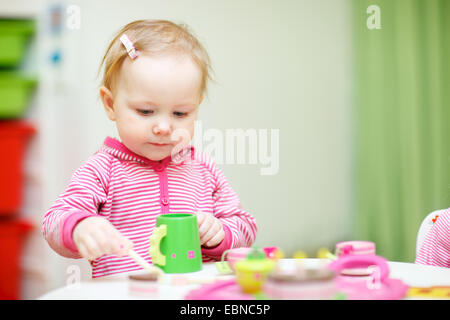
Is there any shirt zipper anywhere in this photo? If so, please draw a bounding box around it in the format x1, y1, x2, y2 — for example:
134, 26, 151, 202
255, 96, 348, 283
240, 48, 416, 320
156, 164, 170, 214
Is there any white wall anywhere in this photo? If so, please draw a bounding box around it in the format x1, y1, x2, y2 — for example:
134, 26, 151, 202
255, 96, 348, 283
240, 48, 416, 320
3, 0, 353, 298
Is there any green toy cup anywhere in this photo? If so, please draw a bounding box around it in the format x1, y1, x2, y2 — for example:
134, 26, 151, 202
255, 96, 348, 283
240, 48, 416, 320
149, 214, 202, 273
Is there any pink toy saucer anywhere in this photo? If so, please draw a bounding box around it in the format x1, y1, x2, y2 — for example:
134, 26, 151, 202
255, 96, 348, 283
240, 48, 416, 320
264, 267, 340, 300
328, 254, 409, 300
184, 279, 254, 300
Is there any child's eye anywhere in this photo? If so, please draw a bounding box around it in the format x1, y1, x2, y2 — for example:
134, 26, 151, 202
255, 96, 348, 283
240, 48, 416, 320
173, 111, 188, 118
137, 109, 153, 115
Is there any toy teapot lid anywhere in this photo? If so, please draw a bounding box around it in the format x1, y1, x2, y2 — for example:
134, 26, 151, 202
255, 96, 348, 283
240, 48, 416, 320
234, 247, 275, 272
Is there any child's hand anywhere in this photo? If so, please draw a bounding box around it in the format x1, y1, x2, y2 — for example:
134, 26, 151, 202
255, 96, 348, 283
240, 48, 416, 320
72, 216, 134, 261
195, 211, 225, 248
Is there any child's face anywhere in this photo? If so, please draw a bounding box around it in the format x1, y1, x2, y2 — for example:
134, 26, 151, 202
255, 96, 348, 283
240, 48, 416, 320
100, 54, 203, 161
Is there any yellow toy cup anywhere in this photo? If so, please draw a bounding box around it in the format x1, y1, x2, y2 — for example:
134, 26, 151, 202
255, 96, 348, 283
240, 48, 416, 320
234, 255, 275, 294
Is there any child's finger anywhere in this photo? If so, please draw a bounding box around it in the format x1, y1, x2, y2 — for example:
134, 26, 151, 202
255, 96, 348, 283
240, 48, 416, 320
195, 211, 206, 225
101, 222, 131, 255
106, 236, 123, 256
201, 221, 221, 245
107, 227, 126, 249
200, 229, 215, 245
116, 237, 134, 257
205, 229, 225, 248
200, 217, 220, 244
82, 235, 102, 260
198, 215, 213, 238
77, 242, 91, 260
94, 230, 117, 255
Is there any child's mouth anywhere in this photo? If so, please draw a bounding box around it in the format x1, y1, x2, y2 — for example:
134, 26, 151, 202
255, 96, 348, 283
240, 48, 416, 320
148, 142, 170, 147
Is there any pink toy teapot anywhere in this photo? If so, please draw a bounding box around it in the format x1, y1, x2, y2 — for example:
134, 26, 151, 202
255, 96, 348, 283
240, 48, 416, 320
328, 254, 408, 300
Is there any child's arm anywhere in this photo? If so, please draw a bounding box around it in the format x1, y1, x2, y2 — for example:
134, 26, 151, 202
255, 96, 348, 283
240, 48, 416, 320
201, 162, 258, 259
415, 210, 450, 268
42, 155, 111, 258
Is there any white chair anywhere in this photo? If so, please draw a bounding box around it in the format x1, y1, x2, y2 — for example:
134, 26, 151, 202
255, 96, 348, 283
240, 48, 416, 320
416, 209, 446, 257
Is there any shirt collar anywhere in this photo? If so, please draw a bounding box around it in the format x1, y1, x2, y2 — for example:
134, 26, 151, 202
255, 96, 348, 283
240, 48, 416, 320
100, 137, 195, 168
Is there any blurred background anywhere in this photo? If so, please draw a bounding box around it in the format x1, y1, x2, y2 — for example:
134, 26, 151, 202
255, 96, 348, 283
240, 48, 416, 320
0, 0, 448, 299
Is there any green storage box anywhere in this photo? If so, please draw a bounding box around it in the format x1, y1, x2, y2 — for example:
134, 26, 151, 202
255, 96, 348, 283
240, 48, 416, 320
0, 72, 37, 118
0, 19, 35, 68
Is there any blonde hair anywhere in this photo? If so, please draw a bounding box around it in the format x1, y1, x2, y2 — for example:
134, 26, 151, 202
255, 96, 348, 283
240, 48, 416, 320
98, 19, 214, 98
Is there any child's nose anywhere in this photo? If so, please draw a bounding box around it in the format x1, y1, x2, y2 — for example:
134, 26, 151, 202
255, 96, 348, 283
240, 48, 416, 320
152, 118, 171, 135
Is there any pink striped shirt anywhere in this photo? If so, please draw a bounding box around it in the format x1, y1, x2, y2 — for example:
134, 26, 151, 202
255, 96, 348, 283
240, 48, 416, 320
42, 137, 257, 278
415, 208, 450, 268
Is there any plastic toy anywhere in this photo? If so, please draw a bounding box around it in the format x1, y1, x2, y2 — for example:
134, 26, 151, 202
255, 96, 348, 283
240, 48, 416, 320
0, 219, 33, 299
334, 241, 376, 276
0, 73, 38, 119
263, 246, 284, 259
293, 251, 308, 259
234, 248, 276, 294
263, 265, 340, 300
216, 247, 254, 274
216, 246, 283, 275
128, 249, 164, 280
0, 19, 35, 68
317, 247, 336, 260
328, 254, 409, 300
0, 121, 36, 215
128, 273, 159, 298
408, 286, 450, 299
149, 214, 202, 273
335, 241, 376, 257
215, 260, 234, 275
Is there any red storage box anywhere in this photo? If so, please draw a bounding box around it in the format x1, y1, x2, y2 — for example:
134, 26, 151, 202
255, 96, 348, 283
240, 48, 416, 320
0, 219, 33, 299
0, 121, 35, 215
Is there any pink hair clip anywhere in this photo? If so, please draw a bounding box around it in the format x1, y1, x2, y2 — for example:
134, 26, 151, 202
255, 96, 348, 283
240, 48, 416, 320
120, 34, 138, 60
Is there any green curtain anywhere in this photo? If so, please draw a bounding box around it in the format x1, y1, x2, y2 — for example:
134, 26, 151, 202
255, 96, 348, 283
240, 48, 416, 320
352, 0, 450, 262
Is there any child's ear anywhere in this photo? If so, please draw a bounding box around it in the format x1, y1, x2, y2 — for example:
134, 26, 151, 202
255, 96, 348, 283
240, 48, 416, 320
99, 86, 116, 121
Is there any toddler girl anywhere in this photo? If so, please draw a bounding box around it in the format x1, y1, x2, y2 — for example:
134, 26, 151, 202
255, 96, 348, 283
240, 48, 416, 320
42, 19, 257, 278
415, 209, 450, 268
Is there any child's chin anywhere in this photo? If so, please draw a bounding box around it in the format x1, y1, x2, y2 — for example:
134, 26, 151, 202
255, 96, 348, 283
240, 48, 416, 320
145, 151, 172, 161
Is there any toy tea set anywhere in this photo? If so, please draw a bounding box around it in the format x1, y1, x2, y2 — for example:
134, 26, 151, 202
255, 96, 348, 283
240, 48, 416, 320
185, 240, 409, 300
126, 214, 408, 300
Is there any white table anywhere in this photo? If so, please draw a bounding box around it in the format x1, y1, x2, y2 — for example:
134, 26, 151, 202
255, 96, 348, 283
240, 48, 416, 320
38, 259, 450, 300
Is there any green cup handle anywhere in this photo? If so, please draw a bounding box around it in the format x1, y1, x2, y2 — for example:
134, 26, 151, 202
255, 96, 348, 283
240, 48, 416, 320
149, 225, 167, 266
